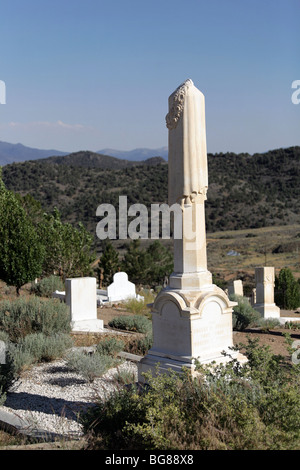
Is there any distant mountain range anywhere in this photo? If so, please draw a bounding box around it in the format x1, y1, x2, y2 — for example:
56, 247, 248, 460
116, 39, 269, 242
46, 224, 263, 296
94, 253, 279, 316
0, 141, 168, 166
35, 151, 166, 169
0, 141, 68, 166
97, 147, 168, 161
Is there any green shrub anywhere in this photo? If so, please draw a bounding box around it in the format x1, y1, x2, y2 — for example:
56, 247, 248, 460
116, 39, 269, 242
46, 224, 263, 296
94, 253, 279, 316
0, 297, 71, 341
96, 337, 125, 357
81, 337, 300, 450
124, 331, 153, 356
31, 275, 64, 298
256, 317, 281, 331
284, 321, 300, 330
108, 315, 152, 334
230, 295, 261, 331
113, 368, 137, 385
124, 298, 148, 316
6, 344, 35, 374
6, 333, 73, 374
0, 349, 16, 402
124, 289, 155, 318
0, 330, 9, 343
66, 351, 121, 383
0, 391, 5, 406
18, 332, 73, 362
108, 314, 153, 356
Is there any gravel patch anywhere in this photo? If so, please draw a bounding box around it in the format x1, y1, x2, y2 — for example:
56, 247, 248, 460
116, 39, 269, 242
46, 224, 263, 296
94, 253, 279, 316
0, 358, 138, 439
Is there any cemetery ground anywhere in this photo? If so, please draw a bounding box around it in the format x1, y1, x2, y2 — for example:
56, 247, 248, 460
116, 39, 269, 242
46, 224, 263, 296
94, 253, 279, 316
0, 279, 299, 360
0, 224, 299, 449
0, 288, 299, 450
206, 224, 300, 290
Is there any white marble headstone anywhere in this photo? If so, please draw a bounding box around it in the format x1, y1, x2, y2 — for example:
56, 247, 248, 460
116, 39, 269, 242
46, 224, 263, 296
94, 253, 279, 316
107, 272, 136, 302
65, 277, 103, 332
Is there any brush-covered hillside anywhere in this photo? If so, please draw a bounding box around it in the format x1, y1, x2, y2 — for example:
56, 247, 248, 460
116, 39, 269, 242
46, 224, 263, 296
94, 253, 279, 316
1, 146, 299, 240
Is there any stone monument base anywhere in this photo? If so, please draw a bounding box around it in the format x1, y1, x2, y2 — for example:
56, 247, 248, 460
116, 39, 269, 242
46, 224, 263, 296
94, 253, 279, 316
138, 284, 248, 383
138, 349, 247, 382
253, 303, 280, 319
71, 319, 104, 333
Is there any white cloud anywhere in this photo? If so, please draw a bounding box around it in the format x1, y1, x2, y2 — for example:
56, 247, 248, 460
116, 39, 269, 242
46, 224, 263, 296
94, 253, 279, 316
56, 120, 85, 130
0, 119, 98, 152
3, 120, 89, 131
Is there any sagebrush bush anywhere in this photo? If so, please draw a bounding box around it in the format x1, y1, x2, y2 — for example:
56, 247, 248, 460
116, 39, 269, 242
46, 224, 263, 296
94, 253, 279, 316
231, 294, 261, 331
124, 331, 153, 356
19, 332, 73, 362
66, 351, 121, 382
6, 344, 35, 374
256, 317, 281, 331
81, 337, 300, 450
0, 297, 71, 341
0, 330, 9, 343
108, 315, 152, 334
96, 337, 125, 357
6, 332, 73, 374
113, 368, 137, 385
31, 275, 64, 298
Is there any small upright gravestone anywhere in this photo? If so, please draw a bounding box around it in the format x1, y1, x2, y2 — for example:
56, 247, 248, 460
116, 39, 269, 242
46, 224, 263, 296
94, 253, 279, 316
253, 267, 280, 319
65, 277, 104, 332
107, 272, 136, 303
228, 280, 243, 297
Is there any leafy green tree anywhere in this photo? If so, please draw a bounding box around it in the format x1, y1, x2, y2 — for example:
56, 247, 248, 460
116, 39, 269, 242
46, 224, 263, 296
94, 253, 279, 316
38, 208, 96, 280
13, 194, 96, 281
16, 193, 44, 226
275, 268, 300, 310
97, 241, 120, 286
0, 169, 45, 295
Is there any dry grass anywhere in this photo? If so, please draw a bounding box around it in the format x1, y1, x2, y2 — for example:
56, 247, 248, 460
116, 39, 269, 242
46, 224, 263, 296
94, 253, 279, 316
207, 224, 300, 283
0, 430, 30, 448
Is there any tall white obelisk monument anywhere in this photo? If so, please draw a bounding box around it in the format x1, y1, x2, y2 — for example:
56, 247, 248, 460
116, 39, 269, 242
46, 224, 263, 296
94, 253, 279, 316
138, 80, 246, 381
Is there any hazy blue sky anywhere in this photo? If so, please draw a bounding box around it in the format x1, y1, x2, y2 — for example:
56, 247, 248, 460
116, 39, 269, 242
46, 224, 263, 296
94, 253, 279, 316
0, 0, 299, 154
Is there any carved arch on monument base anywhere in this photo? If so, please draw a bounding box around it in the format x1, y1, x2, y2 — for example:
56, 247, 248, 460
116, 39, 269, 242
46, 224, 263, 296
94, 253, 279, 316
152, 286, 236, 320
152, 291, 198, 318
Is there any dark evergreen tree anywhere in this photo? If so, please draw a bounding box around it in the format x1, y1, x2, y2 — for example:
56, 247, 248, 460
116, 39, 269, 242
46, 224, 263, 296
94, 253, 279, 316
121, 239, 173, 288
98, 241, 120, 286
121, 239, 150, 286
146, 241, 173, 287
275, 268, 300, 310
